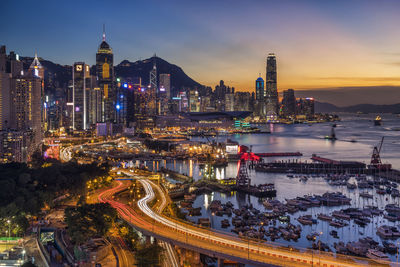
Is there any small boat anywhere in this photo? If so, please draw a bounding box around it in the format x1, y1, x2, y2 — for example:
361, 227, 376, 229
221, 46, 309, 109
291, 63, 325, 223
366, 249, 390, 263
329, 230, 338, 238
354, 218, 368, 227
221, 219, 230, 228
376, 225, 399, 239
346, 182, 357, 190
332, 210, 351, 220
384, 213, 398, 222
297, 215, 314, 225
325, 126, 337, 140
359, 192, 373, 199
278, 215, 290, 223
329, 220, 347, 228
374, 115, 382, 126
382, 241, 397, 254
317, 213, 333, 221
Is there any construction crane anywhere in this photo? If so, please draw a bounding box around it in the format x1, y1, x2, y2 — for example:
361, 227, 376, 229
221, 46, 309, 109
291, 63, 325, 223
370, 137, 391, 170
370, 137, 384, 166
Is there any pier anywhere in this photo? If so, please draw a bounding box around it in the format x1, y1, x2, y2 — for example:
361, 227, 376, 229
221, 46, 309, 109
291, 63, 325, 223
255, 160, 367, 174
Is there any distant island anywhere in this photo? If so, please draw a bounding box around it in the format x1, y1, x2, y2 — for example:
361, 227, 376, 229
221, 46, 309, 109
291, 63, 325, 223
315, 101, 400, 114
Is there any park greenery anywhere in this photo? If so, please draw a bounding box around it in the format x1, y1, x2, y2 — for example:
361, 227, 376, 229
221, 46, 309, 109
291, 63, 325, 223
0, 160, 109, 236
135, 243, 165, 267
64, 203, 117, 245
117, 221, 139, 250
116, 220, 164, 266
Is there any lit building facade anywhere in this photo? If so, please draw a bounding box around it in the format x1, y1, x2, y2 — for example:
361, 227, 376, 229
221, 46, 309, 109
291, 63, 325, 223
72, 62, 90, 130
265, 53, 278, 118
0, 46, 43, 162
158, 73, 171, 115
96, 29, 115, 122
234, 92, 251, 111
189, 90, 200, 112
255, 76, 264, 101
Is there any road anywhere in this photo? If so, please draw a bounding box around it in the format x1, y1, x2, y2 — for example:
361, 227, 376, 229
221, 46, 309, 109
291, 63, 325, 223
98, 178, 386, 267
150, 179, 180, 267
108, 236, 135, 267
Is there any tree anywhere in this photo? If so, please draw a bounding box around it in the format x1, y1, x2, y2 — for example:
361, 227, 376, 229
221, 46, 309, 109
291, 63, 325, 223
135, 243, 164, 267
64, 203, 117, 244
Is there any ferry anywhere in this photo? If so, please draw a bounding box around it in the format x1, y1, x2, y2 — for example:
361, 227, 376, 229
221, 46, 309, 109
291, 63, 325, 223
374, 115, 382, 126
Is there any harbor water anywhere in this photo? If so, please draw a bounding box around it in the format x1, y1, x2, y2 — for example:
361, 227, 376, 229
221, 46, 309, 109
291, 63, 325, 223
142, 113, 400, 263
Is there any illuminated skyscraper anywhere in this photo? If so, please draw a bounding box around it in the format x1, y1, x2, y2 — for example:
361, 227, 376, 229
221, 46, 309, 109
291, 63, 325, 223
255, 76, 264, 101
189, 90, 200, 112
96, 26, 115, 122
0, 47, 43, 162
158, 73, 170, 115
265, 53, 278, 118
159, 73, 171, 99
72, 62, 90, 130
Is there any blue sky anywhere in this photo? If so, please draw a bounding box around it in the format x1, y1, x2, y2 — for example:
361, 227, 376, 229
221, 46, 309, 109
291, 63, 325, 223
2, 0, 400, 104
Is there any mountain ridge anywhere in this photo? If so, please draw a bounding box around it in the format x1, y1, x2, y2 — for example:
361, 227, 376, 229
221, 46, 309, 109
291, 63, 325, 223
315, 101, 400, 114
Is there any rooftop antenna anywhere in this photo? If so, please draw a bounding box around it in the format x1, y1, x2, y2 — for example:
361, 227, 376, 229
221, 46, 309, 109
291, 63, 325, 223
102, 24, 106, 41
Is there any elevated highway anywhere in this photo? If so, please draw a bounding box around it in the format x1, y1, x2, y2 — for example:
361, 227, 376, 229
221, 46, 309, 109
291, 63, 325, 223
98, 178, 385, 267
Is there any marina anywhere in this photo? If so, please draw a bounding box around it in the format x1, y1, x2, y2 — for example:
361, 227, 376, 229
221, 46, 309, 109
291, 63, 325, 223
124, 113, 400, 263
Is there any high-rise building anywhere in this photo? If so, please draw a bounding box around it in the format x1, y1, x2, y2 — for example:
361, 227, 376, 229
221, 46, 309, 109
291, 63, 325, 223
159, 73, 171, 99
29, 52, 45, 131
234, 92, 251, 111
200, 95, 211, 112
282, 89, 296, 116
255, 76, 264, 101
72, 62, 90, 130
96, 26, 115, 123
265, 53, 278, 118
189, 90, 200, 112
296, 98, 315, 117
89, 76, 102, 126
0, 71, 11, 131
0, 47, 43, 162
158, 73, 170, 115
225, 91, 234, 111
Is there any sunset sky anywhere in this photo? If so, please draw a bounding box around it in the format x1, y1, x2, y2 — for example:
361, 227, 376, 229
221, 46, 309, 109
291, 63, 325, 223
2, 0, 400, 105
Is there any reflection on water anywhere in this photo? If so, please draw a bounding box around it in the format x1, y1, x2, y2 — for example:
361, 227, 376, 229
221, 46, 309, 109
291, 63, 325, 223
139, 114, 400, 262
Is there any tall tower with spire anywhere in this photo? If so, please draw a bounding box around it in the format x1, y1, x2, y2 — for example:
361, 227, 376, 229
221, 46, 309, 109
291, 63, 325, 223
29, 51, 44, 79
96, 25, 115, 123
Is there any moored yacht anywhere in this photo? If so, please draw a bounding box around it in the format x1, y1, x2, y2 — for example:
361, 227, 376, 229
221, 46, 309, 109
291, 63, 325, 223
366, 249, 390, 263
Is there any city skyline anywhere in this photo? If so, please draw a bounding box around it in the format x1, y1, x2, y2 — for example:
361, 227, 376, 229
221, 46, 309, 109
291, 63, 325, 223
2, 0, 400, 105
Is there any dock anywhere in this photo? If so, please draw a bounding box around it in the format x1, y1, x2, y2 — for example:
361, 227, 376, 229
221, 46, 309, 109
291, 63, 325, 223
255, 152, 303, 157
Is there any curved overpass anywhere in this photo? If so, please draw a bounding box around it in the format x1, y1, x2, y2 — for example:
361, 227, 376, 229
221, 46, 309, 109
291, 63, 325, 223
98, 179, 384, 267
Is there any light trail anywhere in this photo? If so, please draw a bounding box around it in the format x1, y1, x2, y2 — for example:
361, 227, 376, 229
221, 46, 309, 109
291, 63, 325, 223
99, 177, 386, 266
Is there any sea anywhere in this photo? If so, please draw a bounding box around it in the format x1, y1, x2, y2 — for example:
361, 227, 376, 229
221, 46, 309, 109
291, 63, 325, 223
142, 113, 400, 263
